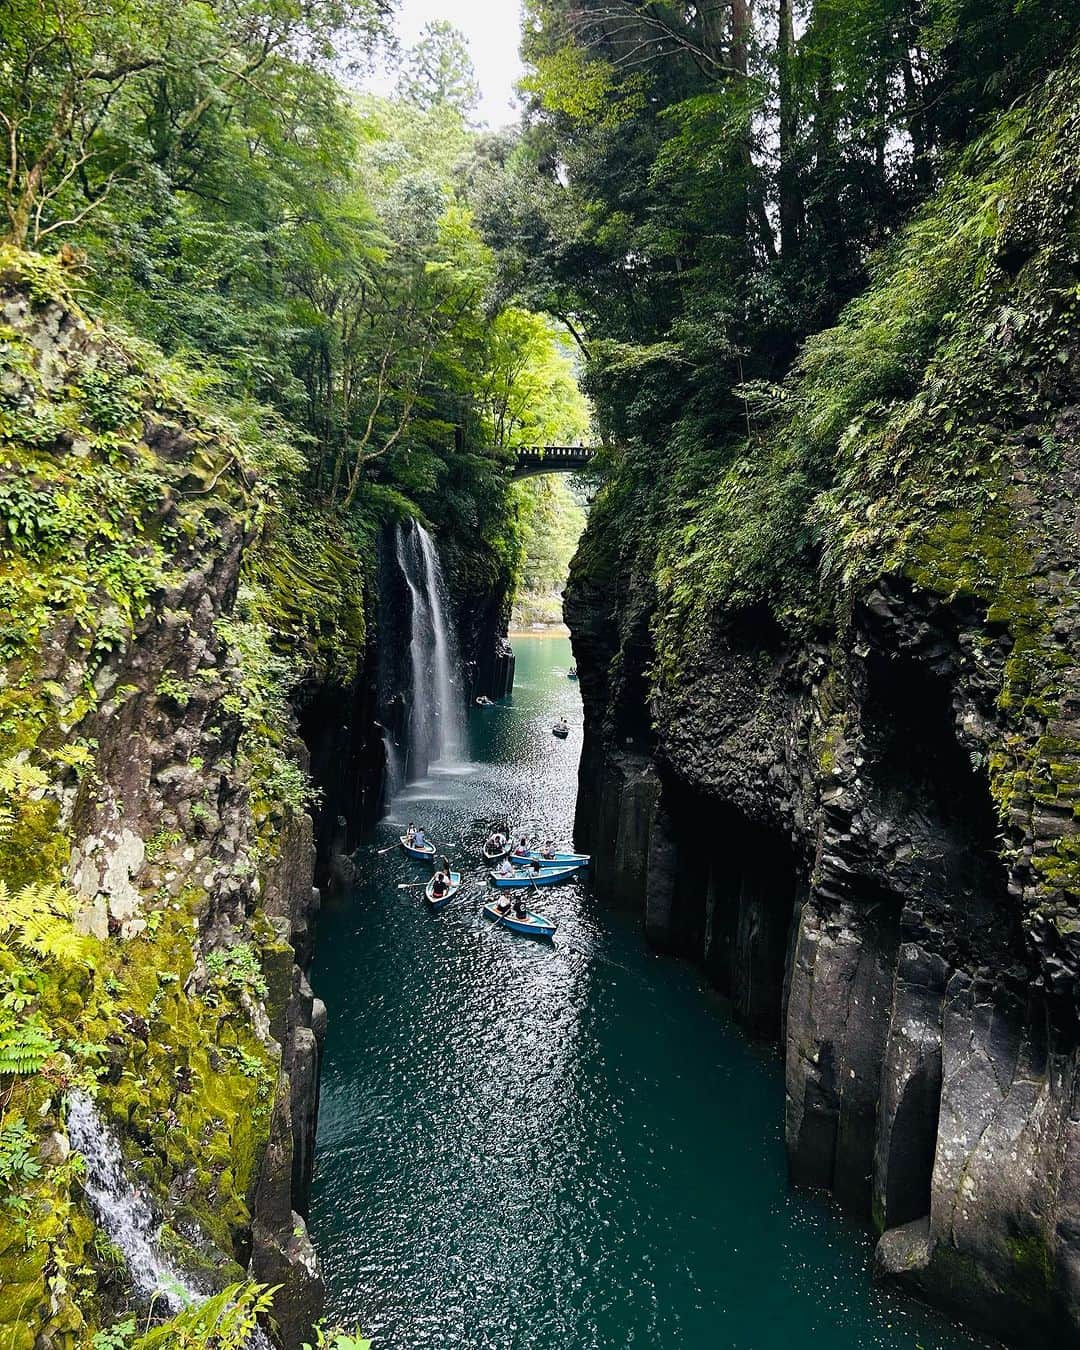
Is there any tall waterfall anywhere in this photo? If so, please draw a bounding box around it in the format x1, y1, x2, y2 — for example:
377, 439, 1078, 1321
67, 1092, 270, 1346
395, 520, 466, 780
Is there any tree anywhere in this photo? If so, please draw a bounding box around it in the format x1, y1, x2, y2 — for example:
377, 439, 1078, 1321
395, 20, 481, 120
0, 0, 392, 248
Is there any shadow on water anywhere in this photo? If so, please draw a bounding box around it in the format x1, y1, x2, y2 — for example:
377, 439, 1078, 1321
309, 635, 986, 1350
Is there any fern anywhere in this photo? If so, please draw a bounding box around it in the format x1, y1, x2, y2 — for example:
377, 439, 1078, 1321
0, 1016, 58, 1076
132, 1283, 278, 1349
0, 1115, 42, 1205
0, 879, 96, 968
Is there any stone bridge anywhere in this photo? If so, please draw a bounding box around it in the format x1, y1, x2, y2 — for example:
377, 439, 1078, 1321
511, 445, 599, 479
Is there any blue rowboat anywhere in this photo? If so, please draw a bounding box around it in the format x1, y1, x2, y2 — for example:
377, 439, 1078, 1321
521, 851, 590, 869
482, 901, 557, 939
489, 863, 581, 888
425, 872, 462, 912
400, 834, 436, 862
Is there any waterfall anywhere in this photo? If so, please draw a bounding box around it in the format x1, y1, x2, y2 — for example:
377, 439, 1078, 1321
414, 523, 465, 764
67, 1091, 195, 1311
394, 520, 466, 780
67, 1092, 270, 1346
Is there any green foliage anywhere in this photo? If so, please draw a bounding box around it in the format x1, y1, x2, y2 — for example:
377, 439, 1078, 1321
204, 944, 269, 1004
0, 1115, 42, 1207
514, 476, 587, 622
0, 880, 96, 969
0, 1016, 58, 1077
304, 1326, 372, 1350
130, 1283, 276, 1349
92, 1318, 137, 1350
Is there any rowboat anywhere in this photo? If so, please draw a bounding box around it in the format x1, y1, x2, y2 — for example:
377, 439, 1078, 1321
425, 872, 462, 912
520, 851, 590, 869
482, 841, 511, 862
482, 901, 557, 939
552, 723, 569, 739
568, 667, 578, 681
489, 863, 581, 888
400, 834, 436, 862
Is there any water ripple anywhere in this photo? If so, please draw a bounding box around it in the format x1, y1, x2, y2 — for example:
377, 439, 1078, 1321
310, 637, 983, 1350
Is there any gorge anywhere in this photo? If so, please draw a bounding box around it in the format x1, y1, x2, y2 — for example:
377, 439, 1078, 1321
0, 1, 1078, 1348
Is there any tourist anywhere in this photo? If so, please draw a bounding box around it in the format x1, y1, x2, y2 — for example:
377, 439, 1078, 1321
431, 870, 451, 899
494, 857, 515, 878
514, 894, 527, 919
486, 830, 505, 854
405, 822, 416, 845
413, 826, 426, 848
513, 836, 529, 858
541, 839, 556, 860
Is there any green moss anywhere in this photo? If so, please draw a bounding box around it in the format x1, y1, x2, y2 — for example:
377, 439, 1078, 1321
1005, 1231, 1055, 1308
0, 248, 340, 1344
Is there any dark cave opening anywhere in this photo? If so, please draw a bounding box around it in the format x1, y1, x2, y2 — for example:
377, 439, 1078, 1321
862, 648, 1017, 968
656, 785, 806, 1041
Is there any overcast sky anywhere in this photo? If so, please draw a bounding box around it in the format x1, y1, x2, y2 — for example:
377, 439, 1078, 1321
363, 0, 527, 129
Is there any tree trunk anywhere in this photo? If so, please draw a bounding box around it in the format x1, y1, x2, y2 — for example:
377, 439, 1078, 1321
731, 0, 750, 76
777, 0, 800, 257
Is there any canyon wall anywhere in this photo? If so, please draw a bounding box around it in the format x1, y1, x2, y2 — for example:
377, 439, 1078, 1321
0, 253, 368, 1346
566, 61, 1080, 1348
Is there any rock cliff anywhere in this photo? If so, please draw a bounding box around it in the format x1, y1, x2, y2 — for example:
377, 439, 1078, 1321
566, 58, 1080, 1347
0, 251, 371, 1345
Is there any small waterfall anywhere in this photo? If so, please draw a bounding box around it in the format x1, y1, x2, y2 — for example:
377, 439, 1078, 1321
67, 1092, 271, 1346
382, 726, 404, 802
394, 520, 466, 780
67, 1092, 195, 1311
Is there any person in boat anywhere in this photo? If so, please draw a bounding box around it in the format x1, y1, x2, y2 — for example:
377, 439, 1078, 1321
405, 822, 417, 845
514, 894, 527, 920
495, 893, 513, 915
512, 837, 530, 859
431, 870, 451, 899
486, 830, 506, 854
413, 826, 427, 849
540, 839, 556, 860
438, 854, 451, 874
530, 860, 542, 877
494, 857, 515, 878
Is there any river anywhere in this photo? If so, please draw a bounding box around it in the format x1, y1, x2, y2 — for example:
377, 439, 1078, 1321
309, 634, 982, 1350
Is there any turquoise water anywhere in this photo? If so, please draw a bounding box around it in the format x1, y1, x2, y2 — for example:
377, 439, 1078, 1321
309, 635, 981, 1350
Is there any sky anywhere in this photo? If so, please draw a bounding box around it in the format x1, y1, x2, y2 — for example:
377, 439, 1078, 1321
363, 0, 527, 129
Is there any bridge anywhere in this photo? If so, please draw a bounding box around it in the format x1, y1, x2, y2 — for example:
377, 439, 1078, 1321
511, 445, 599, 479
